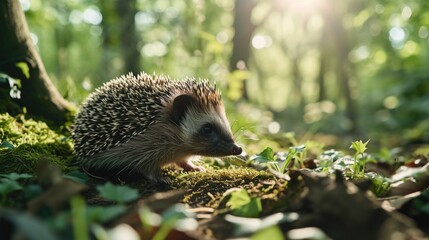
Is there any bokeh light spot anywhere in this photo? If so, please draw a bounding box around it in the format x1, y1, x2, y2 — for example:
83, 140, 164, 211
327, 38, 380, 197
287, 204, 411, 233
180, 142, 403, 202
252, 35, 272, 49
83, 6, 102, 25
383, 96, 399, 109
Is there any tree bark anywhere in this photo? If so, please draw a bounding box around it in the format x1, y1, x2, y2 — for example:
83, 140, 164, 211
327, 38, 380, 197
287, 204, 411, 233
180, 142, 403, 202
116, 0, 140, 75
317, 29, 327, 102
99, 1, 116, 83
0, 0, 74, 125
323, 6, 358, 133
229, 0, 256, 100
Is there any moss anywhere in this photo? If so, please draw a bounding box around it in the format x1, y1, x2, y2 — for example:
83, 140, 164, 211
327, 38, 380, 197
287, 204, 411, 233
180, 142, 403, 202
0, 113, 73, 174
169, 168, 288, 209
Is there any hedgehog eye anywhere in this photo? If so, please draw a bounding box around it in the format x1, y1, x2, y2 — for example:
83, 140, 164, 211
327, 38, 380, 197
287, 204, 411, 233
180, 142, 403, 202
201, 123, 214, 135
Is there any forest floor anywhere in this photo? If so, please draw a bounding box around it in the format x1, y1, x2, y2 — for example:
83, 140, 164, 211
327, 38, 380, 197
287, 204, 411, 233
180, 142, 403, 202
0, 113, 428, 240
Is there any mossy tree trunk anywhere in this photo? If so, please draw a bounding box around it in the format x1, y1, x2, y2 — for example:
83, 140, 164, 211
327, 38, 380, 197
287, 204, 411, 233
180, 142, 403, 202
0, 0, 74, 125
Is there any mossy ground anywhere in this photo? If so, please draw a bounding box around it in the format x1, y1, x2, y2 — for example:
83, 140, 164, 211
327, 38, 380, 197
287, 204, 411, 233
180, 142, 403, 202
169, 168, 287, 209
0, 113, 74, 174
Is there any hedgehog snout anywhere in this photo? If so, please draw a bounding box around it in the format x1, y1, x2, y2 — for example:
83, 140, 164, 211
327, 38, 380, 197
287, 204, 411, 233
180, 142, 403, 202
231, 144, 242, 155
202, 140, 242, 157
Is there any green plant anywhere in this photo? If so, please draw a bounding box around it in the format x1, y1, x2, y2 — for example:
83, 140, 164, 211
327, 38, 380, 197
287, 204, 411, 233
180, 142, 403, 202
349, 140, 370, 179
71, 195, 89, 240
139, 203, 198, 240
0, 173, 32, 205
366, 173, 390, 197
251, 145, 305, 174
225, 188, 262, 217
96, 182, 139, 204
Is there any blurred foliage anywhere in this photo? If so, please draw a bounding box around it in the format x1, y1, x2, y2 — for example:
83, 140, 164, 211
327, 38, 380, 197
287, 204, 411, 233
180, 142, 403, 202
23, 0, 233, 104
21, 0, 429, 143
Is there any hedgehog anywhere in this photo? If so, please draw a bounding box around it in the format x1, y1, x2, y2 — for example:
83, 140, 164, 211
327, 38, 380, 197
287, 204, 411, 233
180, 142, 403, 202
72, 72, 242, 183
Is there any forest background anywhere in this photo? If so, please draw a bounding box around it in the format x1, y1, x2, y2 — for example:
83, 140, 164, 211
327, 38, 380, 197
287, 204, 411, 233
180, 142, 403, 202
21, 0, 429, 147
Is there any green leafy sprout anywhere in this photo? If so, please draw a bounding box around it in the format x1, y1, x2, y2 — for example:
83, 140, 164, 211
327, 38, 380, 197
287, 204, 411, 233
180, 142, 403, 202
96, 182, 139, 204
251, 145, 306, 174
226, 188, 262, 218
349, 140, 370, 179
0, 173, 32, 205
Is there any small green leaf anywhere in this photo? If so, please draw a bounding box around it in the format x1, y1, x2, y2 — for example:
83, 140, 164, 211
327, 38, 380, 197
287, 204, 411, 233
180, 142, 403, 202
16, 62, 30, 79
232, 198, 262, 218
226, 189, 251, 209
281, 146, 303, 173
87, 205, 126, 223
64, 170, 89, 184
96, 182, 138, 204
251, 147, 275, 163
0, 173, 32, 181
350, 140, 370, 154
0, 178, 23, 195
0, 141, 15, 150
251, 226, 285, 240
226, 189, 261, 217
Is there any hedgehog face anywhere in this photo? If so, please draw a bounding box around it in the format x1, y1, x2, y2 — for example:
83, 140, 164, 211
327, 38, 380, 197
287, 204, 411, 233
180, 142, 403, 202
192, 120, 242, 157
170, 94, 242, 157
183, 108, 241, 157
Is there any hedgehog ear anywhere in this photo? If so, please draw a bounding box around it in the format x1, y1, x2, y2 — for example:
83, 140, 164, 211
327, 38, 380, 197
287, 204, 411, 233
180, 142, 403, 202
171, 95, 198, 125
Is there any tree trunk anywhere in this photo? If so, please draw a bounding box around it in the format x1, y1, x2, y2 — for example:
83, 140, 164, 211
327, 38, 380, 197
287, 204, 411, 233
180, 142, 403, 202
335, 27, 358, 134
291, 54, 303, 108
326, 8, 358, 133
338, 47, 358, 133
229, 0, 256, 100
317, 30, 327, 102
100, 1, 117, 84
0, 0, 74, 125
116, 0, 140, 75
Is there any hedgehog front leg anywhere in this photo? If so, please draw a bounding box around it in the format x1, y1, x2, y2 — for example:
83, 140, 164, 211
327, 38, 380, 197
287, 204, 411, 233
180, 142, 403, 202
177, 159, 206, 172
